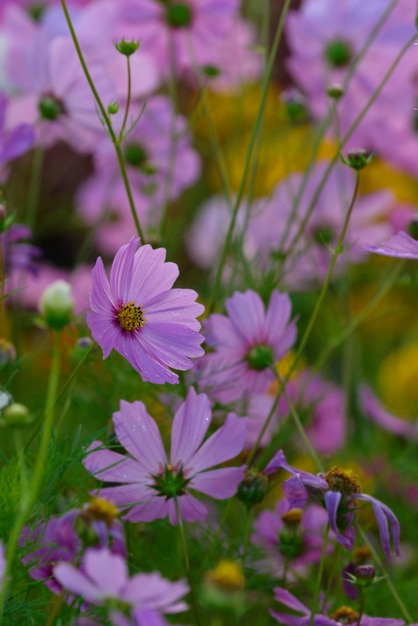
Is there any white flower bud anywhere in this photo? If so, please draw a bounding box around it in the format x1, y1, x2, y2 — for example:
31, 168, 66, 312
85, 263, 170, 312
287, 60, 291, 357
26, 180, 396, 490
39, 280, 74, 331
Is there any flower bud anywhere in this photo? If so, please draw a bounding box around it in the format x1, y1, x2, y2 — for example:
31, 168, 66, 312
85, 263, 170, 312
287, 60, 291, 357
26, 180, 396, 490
39, 280, 74, 331
0, 402, 33, 428
107, 101, 120, 115
114, 38, 140, 57
237, 469, 268, 506
327, 83, 345, 99
340, 148, 374, 170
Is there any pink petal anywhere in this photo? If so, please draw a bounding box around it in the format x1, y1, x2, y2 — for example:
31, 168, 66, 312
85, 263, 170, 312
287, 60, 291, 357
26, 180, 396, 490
189, 466, 246, 499
170, 388, 212, 468
186, 413, 247, 473
226, 290, 265, 345
83, 443, 143, 483
113, 400, 167, 472
83, 549, 128, 595
53, 562, 102, 603
109, 237, 139, 302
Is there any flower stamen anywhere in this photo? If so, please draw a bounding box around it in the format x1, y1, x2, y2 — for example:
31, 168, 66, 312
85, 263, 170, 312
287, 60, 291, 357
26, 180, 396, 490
324, 467, 361, 495
116, 302, 145, 331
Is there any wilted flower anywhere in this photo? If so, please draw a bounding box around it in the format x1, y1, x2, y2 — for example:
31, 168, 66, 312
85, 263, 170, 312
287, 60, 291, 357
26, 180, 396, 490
268, 450, 401, 559
83, 387, 247, 524
87, 237, 205, 384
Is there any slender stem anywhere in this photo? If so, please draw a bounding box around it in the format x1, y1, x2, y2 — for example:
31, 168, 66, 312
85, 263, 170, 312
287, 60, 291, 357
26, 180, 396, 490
357, 588, 366, 626
209, 0, 293, 312
284, 31, 417, 265
26, 145, 44, 230
357, 525, 413, 623
60, 0, 145, 242
174, 497, 202, 626
118, 56, 132, 143
309, 524, 330, 626
0, 331, 61, 623
249, 172, 360, 462
241, 507, 253, 565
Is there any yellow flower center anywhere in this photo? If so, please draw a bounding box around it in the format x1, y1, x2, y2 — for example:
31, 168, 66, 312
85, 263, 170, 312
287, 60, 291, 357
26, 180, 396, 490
84, 497, 119, 525
205, 559, 245, 592
281, 508, 303, 526
330, 607, 359, 624
116, 302, 145, 331
324, 467, 361, 495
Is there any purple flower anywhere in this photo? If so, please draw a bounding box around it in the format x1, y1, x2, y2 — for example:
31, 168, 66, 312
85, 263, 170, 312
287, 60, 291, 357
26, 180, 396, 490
83, 388, 247, 524
87, 237, 205, 384
251, 499, 330, 579
0, 91, 34, 167
1, 224, 40, 276
199, 289, 297, 403
365, 231, 418, 259
21, 499, 126, 595
54, 547, 188, 625
271, 586, 407, 626
268, 450, 401, 560
359, 384, 418, 438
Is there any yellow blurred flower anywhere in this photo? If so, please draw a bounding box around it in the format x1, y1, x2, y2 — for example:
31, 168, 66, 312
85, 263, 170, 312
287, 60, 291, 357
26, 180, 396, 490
378, 340, 418, 417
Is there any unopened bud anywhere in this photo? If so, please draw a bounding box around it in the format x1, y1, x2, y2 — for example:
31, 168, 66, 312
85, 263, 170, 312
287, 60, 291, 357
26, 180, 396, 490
114, 38, 140, 57
39, 280, 74, 331
0, 402, 33, 427
327, 83, 345, 99
237, 469, 268, 506
107, 101, 120, 115
354, 564, 376, 581
340, 148, 374, 170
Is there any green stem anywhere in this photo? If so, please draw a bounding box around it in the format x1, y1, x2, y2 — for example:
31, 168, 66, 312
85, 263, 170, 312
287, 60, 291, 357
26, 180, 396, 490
0, 331, 61, 623
284, 30, 416, 265
209, 0, 292, 312
118, 55, 132, 143
357, 588, 366, 626
60, 0, 145, 242
309, 524, 330, 626
357, 525, 412, 623
26, 145, 44, 230
174, 497, 202, 626
249, 172, 360, 462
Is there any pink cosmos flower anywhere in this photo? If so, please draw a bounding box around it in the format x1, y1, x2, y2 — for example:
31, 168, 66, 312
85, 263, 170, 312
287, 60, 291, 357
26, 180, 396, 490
268, 450, 401, 560
251, 499, 330, 579
271, 587, 408, 626
198, 289, 297, 403
117, 0, 240, 80
54, 547, 188, 626
365, 231, 418, 259
0, 92, 34, 169
359, 384, 418, 439
87, 237, 205, 384
83, 388, 247, 524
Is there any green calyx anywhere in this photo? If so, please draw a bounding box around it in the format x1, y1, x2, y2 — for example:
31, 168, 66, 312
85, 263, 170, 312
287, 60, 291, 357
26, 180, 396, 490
124, 142, 155, 173
38, 96, 65, 121
246, 344, 274, 372
166, 3, 193, 28
152, 465, 190, 498
324, 39, 352, 68
278, 532, 304, 558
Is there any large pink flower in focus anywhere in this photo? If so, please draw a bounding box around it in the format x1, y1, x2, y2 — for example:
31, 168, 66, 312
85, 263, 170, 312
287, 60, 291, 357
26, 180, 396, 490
87, 237, 205, 384
83, 388, 247, 524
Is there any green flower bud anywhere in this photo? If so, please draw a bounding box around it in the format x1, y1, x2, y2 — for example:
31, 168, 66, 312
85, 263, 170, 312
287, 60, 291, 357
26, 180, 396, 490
39, 280, 74, 331
165, 3, 193, 28
114, 38, 140, 57
203, 65, 221, 78
340, 148, 374, 170
327, 83, 345, 99
324, 39, 352, 67
38, 95, 65, 121
107, 101, 120, 115
237, 469, 268, 506
246, 344, 274, 371
0, 403, 33, 428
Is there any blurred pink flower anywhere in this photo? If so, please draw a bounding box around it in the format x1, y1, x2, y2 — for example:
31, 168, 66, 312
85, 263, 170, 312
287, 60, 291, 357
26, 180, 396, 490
83, 388, 247, 524
199, 289, 297, 403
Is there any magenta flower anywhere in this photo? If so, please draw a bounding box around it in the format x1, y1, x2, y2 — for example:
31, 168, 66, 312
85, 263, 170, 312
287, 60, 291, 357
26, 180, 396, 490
54, 547, 188, 626
271, 587, 407, 626
83, 388, 247, 524
199, 289, 297, 403
0, 91, 34, 167
365, 231, 418, 259
20, 500, 126, 595
251, 499, 330, 579
359, 385, 418, 438
87, 237, 205, 384
268, 450, 400, 560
